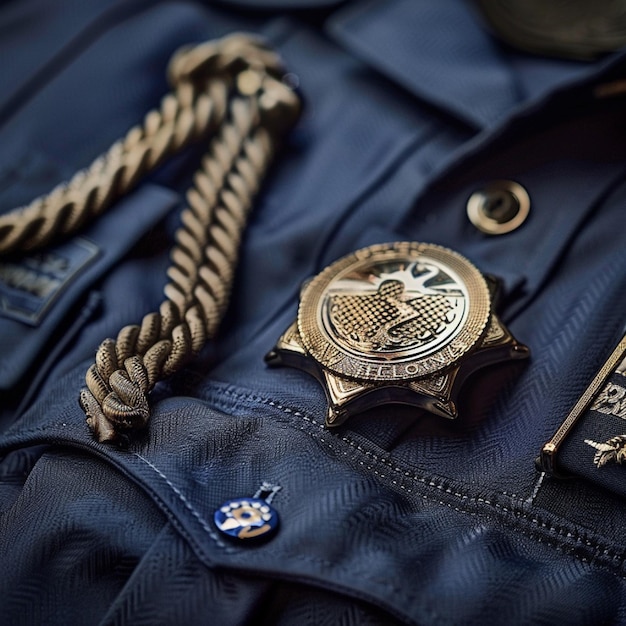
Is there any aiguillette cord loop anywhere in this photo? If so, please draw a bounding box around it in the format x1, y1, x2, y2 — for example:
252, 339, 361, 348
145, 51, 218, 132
0, 33, 301, 442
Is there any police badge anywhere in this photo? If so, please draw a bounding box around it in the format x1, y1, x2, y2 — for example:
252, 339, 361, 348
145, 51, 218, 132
266, 242, 529, 426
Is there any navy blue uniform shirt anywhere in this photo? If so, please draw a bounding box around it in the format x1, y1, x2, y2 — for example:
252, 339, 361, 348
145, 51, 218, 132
2, 1, 626, 624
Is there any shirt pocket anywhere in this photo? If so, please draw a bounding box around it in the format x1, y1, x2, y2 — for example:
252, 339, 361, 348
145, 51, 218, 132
0, 147, 180, 392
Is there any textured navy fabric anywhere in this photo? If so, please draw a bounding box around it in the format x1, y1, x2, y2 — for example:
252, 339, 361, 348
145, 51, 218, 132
2, 0, 626, 624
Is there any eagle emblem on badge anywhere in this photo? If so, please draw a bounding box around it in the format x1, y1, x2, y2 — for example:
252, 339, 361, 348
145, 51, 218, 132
328, 263, 459, 353
266, 242, 529, 426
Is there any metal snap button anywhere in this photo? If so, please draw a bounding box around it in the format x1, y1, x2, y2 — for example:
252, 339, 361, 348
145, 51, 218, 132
467, 180, 530, 235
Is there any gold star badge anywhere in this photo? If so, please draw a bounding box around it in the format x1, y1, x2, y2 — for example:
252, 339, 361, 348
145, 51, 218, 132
266, 242, 529, 426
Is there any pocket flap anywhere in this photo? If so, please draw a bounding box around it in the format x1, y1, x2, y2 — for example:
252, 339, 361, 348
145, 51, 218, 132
0, 182, 180, 389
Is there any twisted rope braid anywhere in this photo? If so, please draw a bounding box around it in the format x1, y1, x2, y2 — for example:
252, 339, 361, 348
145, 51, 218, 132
0, 33, 300, 442
81, 97, 276, 441
0, 77, 227, 255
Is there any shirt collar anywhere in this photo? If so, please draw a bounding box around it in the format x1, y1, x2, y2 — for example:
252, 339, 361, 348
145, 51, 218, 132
328, 0, 609, 129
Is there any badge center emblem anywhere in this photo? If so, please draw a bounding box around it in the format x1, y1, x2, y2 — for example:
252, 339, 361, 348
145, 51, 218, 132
325, 261, 468, 357
298, 243, 491, 382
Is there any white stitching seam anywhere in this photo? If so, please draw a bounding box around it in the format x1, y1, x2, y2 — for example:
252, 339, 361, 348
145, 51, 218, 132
200, 384, 626, 575
132, 452, 232, 552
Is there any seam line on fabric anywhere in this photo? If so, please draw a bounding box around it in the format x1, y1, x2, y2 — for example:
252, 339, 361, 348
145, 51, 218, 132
200, 384, 626, 573
132, 452, 232, 553
7, 384, 626, 576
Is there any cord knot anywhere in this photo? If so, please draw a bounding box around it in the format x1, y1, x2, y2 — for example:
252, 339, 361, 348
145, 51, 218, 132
168, 33, 286, 88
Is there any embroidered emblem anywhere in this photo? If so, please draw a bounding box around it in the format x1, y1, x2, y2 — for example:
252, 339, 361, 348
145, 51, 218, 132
584, 365, 626, 467
585, 435, 626, 467
589, 381, 626, 419
267, 242, 529, 426
0, 237, 98, 325
540, 333, 626, 474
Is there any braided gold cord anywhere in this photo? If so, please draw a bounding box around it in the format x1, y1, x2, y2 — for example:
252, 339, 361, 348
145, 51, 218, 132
80, 97, 277, 441
0, 33, 300, 442
0, 79, 227, 255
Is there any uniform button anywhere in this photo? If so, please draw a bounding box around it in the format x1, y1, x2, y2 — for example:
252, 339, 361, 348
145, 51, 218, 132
214, 497, 279, 542
467, 180, 530, 235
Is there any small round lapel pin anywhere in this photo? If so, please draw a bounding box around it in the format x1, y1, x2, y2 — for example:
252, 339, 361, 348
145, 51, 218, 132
214, 497, 279, 542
